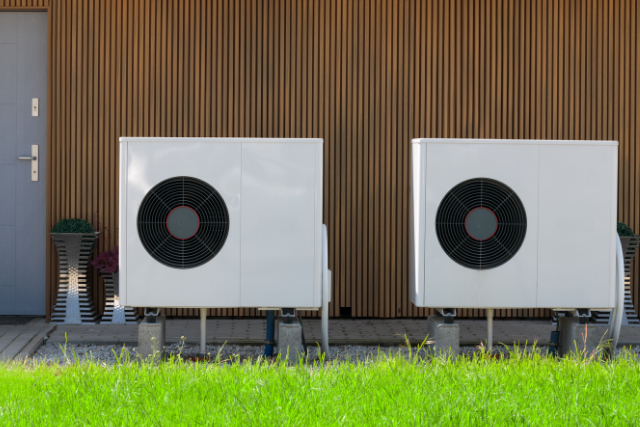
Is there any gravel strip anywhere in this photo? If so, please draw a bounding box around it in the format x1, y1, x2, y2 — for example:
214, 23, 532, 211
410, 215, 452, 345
31, 342, 640, 365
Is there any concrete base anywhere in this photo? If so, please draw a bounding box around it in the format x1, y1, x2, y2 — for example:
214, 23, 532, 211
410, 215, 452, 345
426, 315, 460, 355
138, 316, 166, 360
276, 317, 306, 360
558, 317, 603, 357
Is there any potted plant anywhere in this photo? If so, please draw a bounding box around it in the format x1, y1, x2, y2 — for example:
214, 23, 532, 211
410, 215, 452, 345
616, 222, 640, 325
50, 219, 99, 323
591, 222, 640, 325
91, 246, 138, 324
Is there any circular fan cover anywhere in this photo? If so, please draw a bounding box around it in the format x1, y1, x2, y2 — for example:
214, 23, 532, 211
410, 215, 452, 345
137, 177, 229, 269
435, 178, 527, 270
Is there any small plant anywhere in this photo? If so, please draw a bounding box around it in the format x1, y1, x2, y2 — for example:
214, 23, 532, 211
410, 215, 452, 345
617, 221, 635, 237
92, 210, 118, 248
91, 246, 119, 274
51, 218, 96, 234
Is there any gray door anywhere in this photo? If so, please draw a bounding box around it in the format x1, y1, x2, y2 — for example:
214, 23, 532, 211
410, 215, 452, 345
0, 12, 47, 315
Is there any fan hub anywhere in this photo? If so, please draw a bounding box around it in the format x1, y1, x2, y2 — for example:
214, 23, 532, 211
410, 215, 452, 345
435, 178, 527, 269
166, 206, 200, 240
137, 176, 229, 269
464, 207, 498, 241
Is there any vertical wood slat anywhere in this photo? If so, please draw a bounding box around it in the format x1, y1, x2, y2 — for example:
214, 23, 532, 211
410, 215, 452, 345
1, 0, 640, 319
0, 0, 47, 7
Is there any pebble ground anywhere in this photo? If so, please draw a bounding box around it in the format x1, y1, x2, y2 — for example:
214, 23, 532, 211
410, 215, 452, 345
29, 341, 640, 365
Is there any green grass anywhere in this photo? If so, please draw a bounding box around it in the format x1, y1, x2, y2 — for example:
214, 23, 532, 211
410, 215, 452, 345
1, 347, 640, 426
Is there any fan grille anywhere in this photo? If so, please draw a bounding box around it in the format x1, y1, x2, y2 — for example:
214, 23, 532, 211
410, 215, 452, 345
435, 178, 527, 270
137, 177, 229, 269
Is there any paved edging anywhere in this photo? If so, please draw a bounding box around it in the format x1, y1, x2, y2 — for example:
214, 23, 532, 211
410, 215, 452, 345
0, 320, 55, 361
16, 325, 57, 359
43, 319, 640, 350
41, 339, 640, 348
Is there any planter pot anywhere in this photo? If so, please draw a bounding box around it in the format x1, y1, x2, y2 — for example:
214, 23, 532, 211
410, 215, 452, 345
101, 271, 139, 324
619, 235, 640, 325
590, 235, 640, 325
50, 233, 100, 324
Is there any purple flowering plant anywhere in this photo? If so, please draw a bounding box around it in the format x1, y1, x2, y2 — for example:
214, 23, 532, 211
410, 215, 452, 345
91, 246, 119, 274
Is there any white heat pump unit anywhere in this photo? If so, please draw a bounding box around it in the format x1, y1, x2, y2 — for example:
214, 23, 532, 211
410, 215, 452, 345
119, 138, 330, 314
410, 138, 619, 311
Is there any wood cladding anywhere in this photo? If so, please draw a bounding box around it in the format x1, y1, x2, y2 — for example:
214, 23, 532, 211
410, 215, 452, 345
1, 0, 639, 319
0, 0, 48, 7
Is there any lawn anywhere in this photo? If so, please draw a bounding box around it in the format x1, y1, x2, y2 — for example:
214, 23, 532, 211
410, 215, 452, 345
0, 347, 639, 426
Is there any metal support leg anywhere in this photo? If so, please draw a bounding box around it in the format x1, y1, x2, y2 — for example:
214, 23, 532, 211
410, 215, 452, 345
321, 225, 331, 356
199, 308, 207, 357
486, 309, 494, 350
321, 275, 330, 355
436, 308, 457, 323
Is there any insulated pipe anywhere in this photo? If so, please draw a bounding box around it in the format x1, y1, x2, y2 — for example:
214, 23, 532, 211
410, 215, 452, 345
321, 225, 331, 355
199, 308, 207, 356
264, 310, 275, 356
321, 271, 330, 355
486, 309, 494, 350
608, 235, 625, 350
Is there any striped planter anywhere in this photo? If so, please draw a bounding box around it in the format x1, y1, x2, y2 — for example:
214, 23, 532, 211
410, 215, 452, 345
100, 272, 139, 324
590, 236, 640, 326
50, 233, 99, 324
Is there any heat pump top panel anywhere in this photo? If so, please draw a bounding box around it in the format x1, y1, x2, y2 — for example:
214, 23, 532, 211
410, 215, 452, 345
119, 137, 323, 309
410, 138, 618, 310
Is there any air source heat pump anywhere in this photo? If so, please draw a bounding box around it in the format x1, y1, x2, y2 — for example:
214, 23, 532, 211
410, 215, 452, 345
410, 138, 619, 313
119, 138, 331, 347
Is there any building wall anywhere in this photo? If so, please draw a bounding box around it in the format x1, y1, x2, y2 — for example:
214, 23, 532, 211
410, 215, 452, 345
0, 1, 47, 7
1, 0, 639, 319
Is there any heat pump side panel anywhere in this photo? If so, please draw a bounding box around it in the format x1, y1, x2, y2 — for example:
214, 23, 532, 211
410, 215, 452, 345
409, 142, 427, 307
537, 144, 616, 309
422, 142, 540, 308
123, 141, 242, 307
313, 143, 323, 307
239, 141, 320, 308
119, 141, 129, 305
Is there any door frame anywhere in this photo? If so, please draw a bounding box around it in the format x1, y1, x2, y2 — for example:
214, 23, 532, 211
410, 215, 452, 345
0, 7, 50, 318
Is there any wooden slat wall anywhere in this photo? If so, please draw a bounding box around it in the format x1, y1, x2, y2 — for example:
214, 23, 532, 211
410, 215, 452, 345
2, 0, 639, 319
0, 0, 48, 7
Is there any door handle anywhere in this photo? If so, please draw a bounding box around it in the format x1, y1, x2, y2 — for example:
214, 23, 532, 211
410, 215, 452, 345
17, 145, 38, 181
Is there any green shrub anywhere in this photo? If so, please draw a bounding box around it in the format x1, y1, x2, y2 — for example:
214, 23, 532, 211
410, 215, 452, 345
618, 221, 635, 237
51, 218, 95, 234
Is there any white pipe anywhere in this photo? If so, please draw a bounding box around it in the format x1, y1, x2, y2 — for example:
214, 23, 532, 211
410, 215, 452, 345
609, 235, 625, 350
486, 309, 494, 350
321, 225, 331, 355
200, 308, 207, 356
